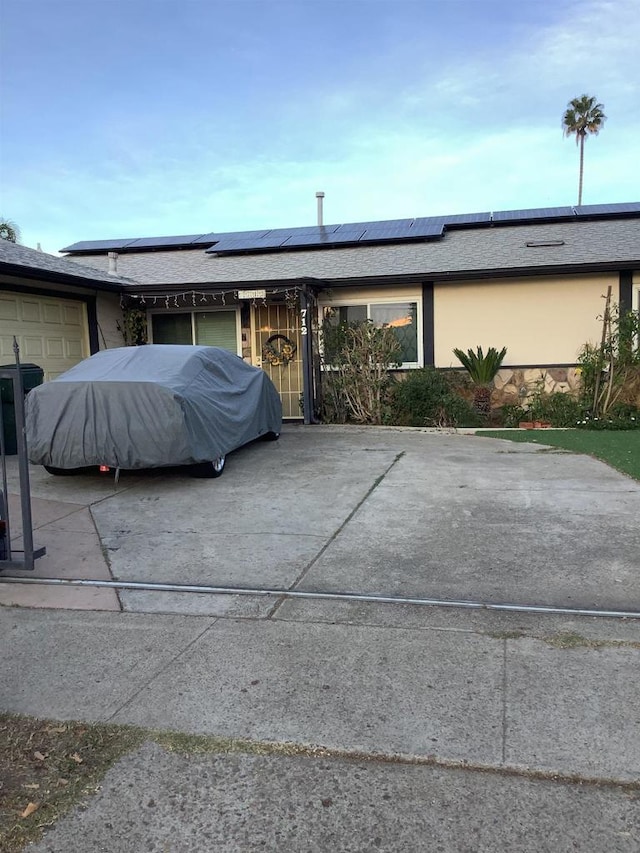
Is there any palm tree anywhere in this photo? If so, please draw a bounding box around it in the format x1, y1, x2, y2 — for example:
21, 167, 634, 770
562, 95, 606, 206
0, 218, 20, 243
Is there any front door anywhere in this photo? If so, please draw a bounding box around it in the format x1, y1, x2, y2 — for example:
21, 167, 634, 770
253, 303, 302, 419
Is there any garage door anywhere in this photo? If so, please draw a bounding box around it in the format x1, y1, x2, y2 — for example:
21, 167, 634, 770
0, 292, 89, 380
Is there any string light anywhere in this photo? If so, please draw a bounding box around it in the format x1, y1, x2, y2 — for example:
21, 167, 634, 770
121, 285, 302, 309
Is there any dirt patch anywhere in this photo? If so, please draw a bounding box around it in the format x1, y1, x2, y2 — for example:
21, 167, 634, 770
0, 714, 144, 852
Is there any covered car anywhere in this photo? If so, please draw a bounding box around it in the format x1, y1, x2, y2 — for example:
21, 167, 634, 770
25, 345, 282, 477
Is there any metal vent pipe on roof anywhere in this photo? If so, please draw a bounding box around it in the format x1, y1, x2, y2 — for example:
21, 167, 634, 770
107, 251, 118, 275
316, 191, 325, 226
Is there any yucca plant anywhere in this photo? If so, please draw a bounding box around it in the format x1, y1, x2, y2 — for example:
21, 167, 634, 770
453, 345, 507, 414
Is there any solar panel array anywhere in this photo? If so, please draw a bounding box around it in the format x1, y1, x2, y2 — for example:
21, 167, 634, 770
61, 202, 640, 255
61, 234, 214, 253
207, 218, 445, 255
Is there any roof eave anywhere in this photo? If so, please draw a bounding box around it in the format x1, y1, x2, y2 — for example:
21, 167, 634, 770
0, 262, 128, 293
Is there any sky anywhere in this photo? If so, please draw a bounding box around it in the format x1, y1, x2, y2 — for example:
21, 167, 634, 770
1, 0, 638, 253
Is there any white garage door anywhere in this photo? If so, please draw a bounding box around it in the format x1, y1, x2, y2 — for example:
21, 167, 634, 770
0, 292, 89, 380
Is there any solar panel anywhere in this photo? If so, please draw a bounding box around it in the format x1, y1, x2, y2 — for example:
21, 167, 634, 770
60, 238, 139, 253
360, 224, 415, 239
359, 222, 444, 242
409, 222, 445, 238
207, 234, 290, 254
282, 229, 366, 248
126, 234, 209, 249
492, 207, 575, 222
574, 202, 640, 216
435, 211, 491, 225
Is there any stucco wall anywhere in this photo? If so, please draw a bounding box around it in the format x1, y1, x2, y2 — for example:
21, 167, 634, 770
96, 292, 124, 349
433, 273, 616, 367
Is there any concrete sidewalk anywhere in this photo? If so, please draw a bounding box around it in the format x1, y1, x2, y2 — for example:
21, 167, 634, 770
2, 606, 639, 851
3, 607, 640, 781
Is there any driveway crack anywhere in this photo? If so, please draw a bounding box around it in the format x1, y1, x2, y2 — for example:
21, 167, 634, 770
267, 451, 404, 618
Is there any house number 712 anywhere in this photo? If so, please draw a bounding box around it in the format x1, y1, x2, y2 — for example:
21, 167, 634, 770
300, 308, 308, 336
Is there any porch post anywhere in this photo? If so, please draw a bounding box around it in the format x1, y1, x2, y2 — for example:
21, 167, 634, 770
300, 285, 314, 425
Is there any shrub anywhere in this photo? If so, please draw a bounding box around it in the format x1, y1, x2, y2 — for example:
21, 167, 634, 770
386, 367, 483, 427
500, 404, 529, 428
578, 304, 640, 415
577, 403, 640, 430
527, 392, 584, 427
319, 318, 401, 424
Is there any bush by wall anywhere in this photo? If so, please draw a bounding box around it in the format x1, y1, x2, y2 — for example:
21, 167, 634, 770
385, 367, 483, 427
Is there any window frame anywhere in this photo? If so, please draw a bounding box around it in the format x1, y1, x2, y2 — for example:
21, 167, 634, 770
318, 296, 423, 368
148, 307, 242, 355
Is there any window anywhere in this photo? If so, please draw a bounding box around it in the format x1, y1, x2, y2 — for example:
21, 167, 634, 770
151, 310, 239, 353
323, 301, 419, 366
151, 313, 192, 344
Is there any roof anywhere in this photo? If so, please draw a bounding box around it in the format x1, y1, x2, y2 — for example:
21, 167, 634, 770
63, 217, 640, 289
0, 239, 134, 290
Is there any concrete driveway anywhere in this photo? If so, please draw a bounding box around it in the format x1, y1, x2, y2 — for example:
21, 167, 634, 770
3, 424, 639, 615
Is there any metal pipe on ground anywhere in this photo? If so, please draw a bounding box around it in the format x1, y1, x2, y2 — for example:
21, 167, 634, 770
0, 575, 639, 619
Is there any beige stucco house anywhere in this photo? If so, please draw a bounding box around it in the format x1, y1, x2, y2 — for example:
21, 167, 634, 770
2, 202, 638, 420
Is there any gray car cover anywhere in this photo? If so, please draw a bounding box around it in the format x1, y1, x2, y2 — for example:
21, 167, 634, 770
26, 345, 282, 469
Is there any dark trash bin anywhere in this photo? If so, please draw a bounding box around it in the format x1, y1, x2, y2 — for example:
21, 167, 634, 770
0, 363, 44, 455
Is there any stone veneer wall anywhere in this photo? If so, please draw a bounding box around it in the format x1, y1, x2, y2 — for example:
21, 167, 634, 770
491, 366, 582, 409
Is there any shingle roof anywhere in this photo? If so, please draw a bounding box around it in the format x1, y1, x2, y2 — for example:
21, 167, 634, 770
0, 239, 134, 288
64, 218, 640, 288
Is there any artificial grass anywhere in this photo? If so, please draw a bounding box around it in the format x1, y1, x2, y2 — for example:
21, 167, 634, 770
480, 429, 640, 481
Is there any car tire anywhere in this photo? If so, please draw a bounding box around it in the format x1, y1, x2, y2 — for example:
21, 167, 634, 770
44, 465, 81, 476
262, 431, 280, 441
190, 456, 226, 478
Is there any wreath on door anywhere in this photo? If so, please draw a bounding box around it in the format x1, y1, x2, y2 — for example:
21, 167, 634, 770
262, 334, 297, 366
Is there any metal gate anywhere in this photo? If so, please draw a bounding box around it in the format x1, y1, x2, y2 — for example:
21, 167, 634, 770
253, 303, 303, 419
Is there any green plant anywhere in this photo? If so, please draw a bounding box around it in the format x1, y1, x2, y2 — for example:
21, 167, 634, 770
578, 299, 640, 416
500, 403, 529, 428
386, 367, 483, 427
320, 317, 401, 424
452, 345, 507, 414
576, 403, 640, 431
117, 306, 148, 346
528, 391, 584, 427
